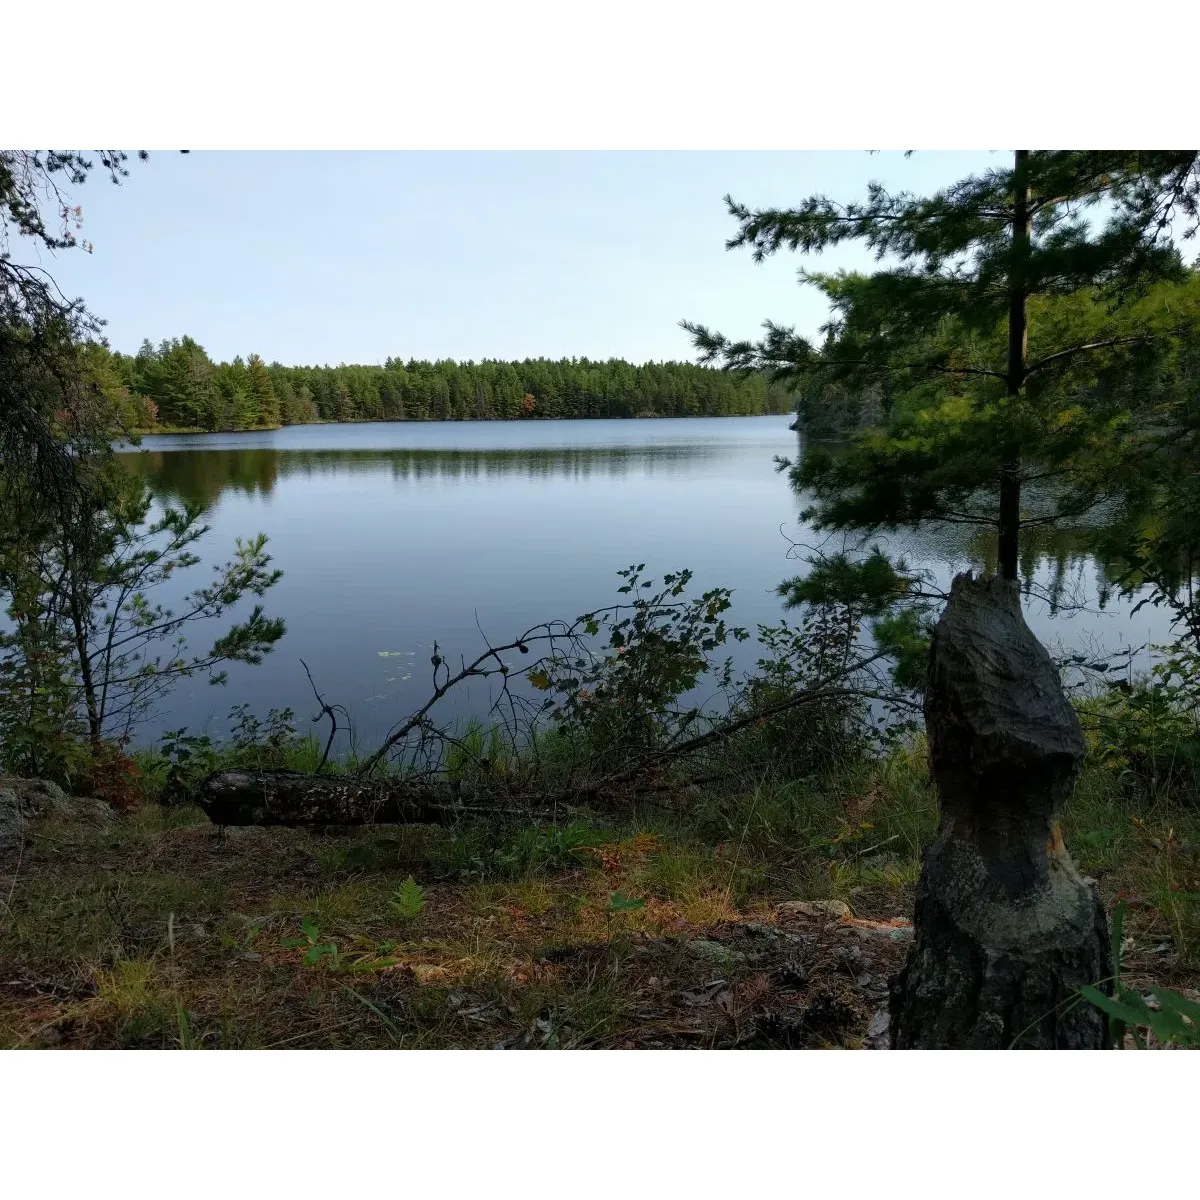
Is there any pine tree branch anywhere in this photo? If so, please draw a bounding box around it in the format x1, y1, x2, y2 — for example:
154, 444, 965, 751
1024, 336, 1154, 377
821, 358, 1006, 381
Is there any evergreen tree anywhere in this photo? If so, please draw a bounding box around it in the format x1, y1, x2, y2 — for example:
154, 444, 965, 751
246, 353, 280, 427
686, 151, 1200, 585
685, 152, 1200, 1048
105, 344, 792, 431
334, 380, 356, 422
135, 336, 219, 429
270, 367, 299, 424
294, 382, 317, 423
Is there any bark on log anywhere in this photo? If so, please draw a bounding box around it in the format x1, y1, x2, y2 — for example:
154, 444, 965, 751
195, 770, 533, 827
889, 572, 1111, 1049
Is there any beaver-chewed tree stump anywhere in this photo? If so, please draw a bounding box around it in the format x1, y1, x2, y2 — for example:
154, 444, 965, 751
889, 572, 1111, 1049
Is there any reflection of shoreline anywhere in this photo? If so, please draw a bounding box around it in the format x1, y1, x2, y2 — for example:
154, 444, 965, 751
115, 413, 790, 450
119, 435, 1171, 657
123, 442, 1141, 606
118, 445, 722, 507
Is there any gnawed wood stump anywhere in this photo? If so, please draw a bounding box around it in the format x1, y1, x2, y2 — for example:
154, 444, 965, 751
889, 572, 1111, 1049
196, 770, 538, 827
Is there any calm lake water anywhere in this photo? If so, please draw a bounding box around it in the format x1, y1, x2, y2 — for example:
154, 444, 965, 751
117, 417, 1174, 749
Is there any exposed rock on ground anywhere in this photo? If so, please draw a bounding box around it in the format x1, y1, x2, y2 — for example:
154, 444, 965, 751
0, 776, 114, 849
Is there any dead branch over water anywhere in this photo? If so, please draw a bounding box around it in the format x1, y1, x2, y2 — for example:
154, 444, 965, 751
196, 574, 914, 828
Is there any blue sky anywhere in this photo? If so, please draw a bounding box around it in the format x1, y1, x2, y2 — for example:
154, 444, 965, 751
32, 151, 1002, 366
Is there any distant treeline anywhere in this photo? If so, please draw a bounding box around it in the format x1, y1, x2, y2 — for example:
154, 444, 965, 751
93, 338, 794, 432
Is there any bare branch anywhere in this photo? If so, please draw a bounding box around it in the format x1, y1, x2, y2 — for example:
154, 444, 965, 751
301, 658, 350, 773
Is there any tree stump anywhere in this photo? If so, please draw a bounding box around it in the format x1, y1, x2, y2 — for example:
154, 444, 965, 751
889, 572, 1111, 1049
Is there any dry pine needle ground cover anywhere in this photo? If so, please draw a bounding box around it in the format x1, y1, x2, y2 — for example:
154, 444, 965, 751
2, 754, 1197, 1050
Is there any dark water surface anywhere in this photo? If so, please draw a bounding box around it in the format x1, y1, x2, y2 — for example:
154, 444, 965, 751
117, 417, 1173, 748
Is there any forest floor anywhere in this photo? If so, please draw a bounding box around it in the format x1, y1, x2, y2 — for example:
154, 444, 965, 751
2, 780, 1198, 1050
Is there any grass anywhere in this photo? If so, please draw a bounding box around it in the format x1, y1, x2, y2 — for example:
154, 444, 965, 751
1063, 763, 1200, 968
4, 726, 1198, 1049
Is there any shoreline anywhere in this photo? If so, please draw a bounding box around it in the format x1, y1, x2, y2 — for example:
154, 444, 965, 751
128, 412, 795, 438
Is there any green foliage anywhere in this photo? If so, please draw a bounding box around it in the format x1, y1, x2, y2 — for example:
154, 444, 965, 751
728, 613, 867, 780
174, 1001, 201, 1050
502, 823, 603, 875
870, 608, 934, 694
778, 273, 1200, 556
229, 704, 304, 766
388, 877, 427, 920
0, 463, 285, 778
777, 547, 934, 698
1, 151, 147, 255
441, 721, 515, 784
156, 729, 219, 801
0, 586, 90, 781
245, 354, 280, 428
537, 566, 749, 767
686, 150, 1200, 679
1081, 641, 1200, 798
138, 706, 317, 801
1, 151, 161, 519
430, 821, 604, 882
1082, 984, 1200, 1049
606, 892, 646, 913
1080, 902, 1200, 1048
779, 548, 913, 617
105, 340, 792, 431
282, 916, 340, 967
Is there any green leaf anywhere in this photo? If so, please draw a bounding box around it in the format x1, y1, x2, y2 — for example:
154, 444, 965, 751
1080, 984, 1154, 1030
389, 876, 426, 919
1147, 987, 1200, 1044
346, 957, 400, 973
1110, 900, 1126, 986
528, 670, 551, 691
1143, 1004, 1191, 1046
608, 892, 646, 913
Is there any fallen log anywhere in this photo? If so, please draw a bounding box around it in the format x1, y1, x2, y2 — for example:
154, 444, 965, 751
195, 770, 540, 827
194, 765, 736, 828
889, 572, 1111, 1050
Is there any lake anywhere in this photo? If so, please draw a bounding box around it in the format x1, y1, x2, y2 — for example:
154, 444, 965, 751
117, 417, 1175, 750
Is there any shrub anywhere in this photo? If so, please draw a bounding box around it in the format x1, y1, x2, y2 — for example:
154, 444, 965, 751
1081, 641, 1200, 799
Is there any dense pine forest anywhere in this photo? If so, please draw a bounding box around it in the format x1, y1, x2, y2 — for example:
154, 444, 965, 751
97, 339, 793, 431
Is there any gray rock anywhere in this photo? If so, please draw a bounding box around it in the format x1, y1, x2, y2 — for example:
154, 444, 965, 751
864, 1008, 891, 1050
741, 921, 812, 947
777, 899, 851, 920
1, 775, 115, 849
851, 922, 914, 943
685, 939, 748, 968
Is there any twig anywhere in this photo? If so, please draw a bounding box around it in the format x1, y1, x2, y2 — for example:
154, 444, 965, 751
848, 834, 901, 861
301, 657, 349, 772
